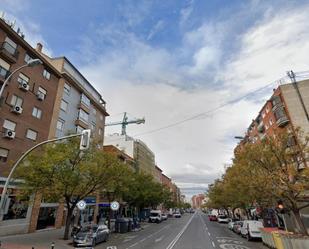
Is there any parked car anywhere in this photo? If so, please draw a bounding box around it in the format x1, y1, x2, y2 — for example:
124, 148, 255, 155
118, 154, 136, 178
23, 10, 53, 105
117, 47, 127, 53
232, 221, 243, 234
228, 221, 235, 230
217, 215, 229, 223
173, 212, 181, 218
240, 220, 264, 241
161, 213, 168, 220
73, 224, 109, 247
208, 215, 217, 221
149, 210, 162, 223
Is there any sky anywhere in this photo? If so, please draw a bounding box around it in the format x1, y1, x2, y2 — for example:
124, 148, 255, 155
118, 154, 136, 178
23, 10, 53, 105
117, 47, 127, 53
2, 0, 309, 199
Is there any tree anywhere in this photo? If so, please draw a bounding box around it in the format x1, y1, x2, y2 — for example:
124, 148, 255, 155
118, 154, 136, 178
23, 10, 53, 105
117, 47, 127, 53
238, 129, 309, 234
16, 138, 125, 239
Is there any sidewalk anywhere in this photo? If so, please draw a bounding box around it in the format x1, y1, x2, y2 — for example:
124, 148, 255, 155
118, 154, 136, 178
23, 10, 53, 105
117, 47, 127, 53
0, 223, 150, 249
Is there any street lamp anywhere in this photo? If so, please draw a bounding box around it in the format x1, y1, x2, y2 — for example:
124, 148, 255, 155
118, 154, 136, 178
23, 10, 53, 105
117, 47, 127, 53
0, 58, 43, 100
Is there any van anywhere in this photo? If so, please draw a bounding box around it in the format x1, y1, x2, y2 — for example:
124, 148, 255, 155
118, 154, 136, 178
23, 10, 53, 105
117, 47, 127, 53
148, 210, 162, 223
240, 220, 264, 241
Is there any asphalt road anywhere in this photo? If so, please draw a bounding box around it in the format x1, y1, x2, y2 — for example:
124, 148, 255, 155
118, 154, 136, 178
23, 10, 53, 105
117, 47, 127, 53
100, 211, 268, 249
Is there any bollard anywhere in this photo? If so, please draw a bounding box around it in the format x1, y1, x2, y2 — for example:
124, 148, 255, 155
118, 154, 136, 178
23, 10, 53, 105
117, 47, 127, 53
51, 242, 55, 249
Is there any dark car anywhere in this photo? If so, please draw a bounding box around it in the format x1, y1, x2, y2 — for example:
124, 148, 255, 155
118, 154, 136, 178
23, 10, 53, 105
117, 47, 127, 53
208, 215, 217, 221
232, 221, 243, 234
73, 224, 110, 247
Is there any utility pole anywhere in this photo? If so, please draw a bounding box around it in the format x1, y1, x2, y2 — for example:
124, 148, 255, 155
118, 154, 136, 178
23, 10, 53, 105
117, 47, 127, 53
287, 70, 309, 121
105, 112, 145, 135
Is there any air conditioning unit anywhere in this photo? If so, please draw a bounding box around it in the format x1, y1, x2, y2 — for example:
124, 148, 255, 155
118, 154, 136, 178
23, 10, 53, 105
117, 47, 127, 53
11, 105, 23, 114
36, 92, 45, 101
3, 129, 15, 139
19, 82, 29, 91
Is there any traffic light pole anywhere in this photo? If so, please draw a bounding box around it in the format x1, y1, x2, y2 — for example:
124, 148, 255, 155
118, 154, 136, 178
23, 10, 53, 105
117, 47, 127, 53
0, 130, 90, 220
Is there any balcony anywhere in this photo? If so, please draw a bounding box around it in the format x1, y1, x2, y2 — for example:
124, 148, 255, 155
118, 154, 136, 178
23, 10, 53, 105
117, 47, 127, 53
257, 122, 265, 133
0, 42, 19, 63
272, 95, 283, 112
0, 65, 10, 83
276, 115, 289, 127
75, 118, 89, 129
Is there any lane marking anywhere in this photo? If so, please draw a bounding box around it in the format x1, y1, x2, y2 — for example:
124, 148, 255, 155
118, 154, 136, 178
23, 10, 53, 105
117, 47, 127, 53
125, 224, 170, 249
155, 235, 165, 243
165, 212, 196, 249
212, 241, 216, 248
208, 232, 211, 236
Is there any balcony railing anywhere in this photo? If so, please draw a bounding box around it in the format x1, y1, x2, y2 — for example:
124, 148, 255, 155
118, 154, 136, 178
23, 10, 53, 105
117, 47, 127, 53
276, 115, 289, 127
0, 65, 9, 80
0, 42, 19, 62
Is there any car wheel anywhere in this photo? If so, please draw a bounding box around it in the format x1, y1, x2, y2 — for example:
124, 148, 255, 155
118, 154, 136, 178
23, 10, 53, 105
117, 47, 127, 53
104, 233, 109, 242
247, 234, 251, 241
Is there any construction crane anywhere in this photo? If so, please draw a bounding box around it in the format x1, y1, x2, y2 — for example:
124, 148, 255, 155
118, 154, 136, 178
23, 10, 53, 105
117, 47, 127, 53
105, 112, 145, 135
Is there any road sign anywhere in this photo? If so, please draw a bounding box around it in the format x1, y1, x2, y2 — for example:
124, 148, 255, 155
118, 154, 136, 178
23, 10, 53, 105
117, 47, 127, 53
77, 200, 87, 210
110, 201, 120, 211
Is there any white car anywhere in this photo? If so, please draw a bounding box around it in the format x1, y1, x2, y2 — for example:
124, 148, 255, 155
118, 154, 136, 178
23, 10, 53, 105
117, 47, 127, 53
173, 212, 181, 218
217, 215, 229, 223
228, 221, 235, 230
240, 220, 264, 241
149, 210, 162, 223
161, 213, 168, 220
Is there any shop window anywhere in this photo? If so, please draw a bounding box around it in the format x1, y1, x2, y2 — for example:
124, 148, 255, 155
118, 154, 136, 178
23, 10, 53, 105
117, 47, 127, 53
3, 196, 28, 220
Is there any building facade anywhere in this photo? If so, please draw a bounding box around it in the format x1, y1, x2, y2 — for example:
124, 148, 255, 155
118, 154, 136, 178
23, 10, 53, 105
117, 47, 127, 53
191, 194, 205, 209
0, 17, 109, 235
104, 134, 156, 176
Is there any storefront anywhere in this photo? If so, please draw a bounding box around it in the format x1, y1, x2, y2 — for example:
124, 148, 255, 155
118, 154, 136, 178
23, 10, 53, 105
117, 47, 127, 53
36, 203, 59, 230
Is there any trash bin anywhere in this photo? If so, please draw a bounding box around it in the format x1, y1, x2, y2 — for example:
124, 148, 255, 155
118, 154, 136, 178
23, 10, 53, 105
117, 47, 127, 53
128, 218, 133, 232
116, 218, 128, 233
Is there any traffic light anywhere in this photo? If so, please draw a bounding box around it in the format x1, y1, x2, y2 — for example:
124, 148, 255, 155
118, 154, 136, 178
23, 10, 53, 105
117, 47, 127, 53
79, 129, 91, 150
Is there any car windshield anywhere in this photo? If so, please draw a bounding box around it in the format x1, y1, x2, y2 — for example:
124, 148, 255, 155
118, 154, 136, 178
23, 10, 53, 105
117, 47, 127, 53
80, 226, 98, 233
151, 213, 159, 217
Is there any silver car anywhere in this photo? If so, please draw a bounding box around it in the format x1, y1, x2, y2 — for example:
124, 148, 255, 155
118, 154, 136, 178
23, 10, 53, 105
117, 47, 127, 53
73, 224, 110, 247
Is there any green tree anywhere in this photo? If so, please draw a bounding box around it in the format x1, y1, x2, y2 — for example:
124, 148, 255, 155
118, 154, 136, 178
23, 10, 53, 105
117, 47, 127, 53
16, 138, 124, 239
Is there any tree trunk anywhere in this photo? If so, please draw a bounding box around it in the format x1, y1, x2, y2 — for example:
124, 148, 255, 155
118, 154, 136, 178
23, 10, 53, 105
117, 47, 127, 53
63, 206, 74, 240
293, 209, 308, 235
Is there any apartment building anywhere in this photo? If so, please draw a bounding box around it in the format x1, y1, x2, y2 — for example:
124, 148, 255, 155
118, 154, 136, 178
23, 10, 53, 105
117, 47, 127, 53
0, 17, 109, 235
191, 194, 205, 209
0, 18, 62, 235
154, 165, 163, 184
236, 76, 309, 233
104, 134, 156, 176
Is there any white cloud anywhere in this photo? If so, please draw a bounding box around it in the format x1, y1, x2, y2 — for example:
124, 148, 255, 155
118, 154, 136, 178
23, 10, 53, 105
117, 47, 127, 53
147, 20, 165, 40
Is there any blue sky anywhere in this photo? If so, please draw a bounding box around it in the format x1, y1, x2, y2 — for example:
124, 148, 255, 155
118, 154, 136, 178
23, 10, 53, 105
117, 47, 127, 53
2, 0, 309, 199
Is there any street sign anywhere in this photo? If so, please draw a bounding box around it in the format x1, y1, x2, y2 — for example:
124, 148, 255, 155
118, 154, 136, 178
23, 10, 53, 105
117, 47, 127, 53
77, 200, 87, 210
110, 201, 120, 211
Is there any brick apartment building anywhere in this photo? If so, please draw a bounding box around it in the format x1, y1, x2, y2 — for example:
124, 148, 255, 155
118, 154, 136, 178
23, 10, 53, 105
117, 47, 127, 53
0, 17, 109, 236
191, 194, 205, 209
235, 76, 309, 233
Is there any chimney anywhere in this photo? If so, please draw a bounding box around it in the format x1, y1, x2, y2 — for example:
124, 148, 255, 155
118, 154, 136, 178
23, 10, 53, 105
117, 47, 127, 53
36, 43, 43, 52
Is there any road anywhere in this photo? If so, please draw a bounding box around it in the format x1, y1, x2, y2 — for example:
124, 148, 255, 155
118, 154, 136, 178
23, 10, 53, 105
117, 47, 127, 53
102, 211, 267, 249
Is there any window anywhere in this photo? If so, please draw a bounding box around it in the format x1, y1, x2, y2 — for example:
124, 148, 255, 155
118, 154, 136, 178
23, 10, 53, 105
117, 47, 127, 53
0, 148, 9, 162
91, 121, 96, 131
17, 73, 29, 85
92, 108, 96, 115
10, 95, 23, 107
0, 58, 10, 78
76, 125, 84, 134
56, 119, 65, 131
37, 86, 47, 99
266, 106, 269, 113
3, 119, 16, 131
26, 129, 37, 141
78, 109, 89, 123
269, 118, 273, 125
4, 37, 17, 55
60, 99, 68, 112
3, 195, 28, 220
24, 54, 33, 63
262, 112, 265, 118
64, 83, 71, 95
32, 107, 42, 119
81, 93, 90, 107
43, 69, 51, 80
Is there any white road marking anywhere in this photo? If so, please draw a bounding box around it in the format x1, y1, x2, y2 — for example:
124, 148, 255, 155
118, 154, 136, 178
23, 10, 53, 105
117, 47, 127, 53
212, 241, 216, 248
107, 247, 117, 249
155, 235, 165, 243
208, 232, 211, 236
165, 213, 196, 249
125, 224, 170, 249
